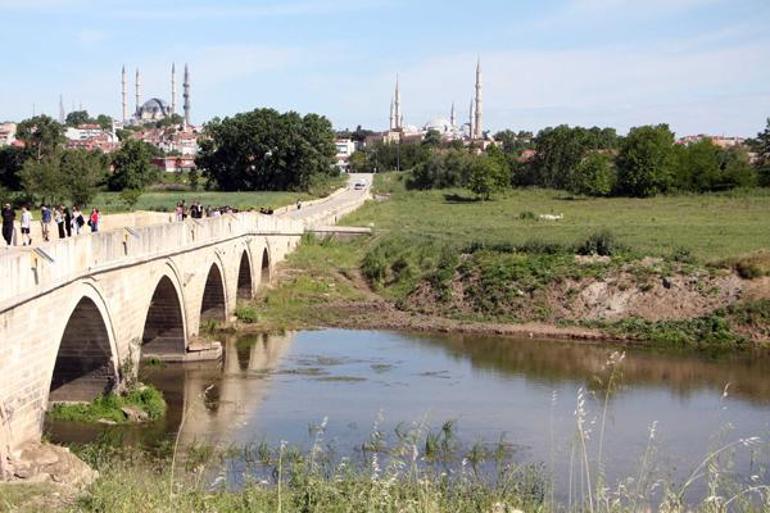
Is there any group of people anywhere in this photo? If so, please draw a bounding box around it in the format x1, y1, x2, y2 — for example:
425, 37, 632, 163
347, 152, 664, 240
173, 200, 239, 222
1, 203, 101, 247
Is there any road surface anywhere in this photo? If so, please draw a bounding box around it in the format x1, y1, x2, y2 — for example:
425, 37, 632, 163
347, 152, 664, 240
281, 173, 373, 222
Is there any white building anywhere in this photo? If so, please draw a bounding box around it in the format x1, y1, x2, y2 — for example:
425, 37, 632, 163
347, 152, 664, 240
335, 138, 356, 172
0, 123, 16, 147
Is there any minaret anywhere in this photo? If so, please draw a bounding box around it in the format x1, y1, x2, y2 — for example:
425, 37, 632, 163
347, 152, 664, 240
135, 68, 141, 116
473, 58, 483, 140
394, 75, 401, 130
171, 63, 177, 115
121, 66, 128, 123
58, 94, 65, 124
183, 63, 191, 128
450, 102, 456, 127
389, 98, 395, 130
469, 98, 474, 139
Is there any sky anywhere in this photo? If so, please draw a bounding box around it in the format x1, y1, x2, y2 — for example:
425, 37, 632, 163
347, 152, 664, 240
0, 0, 768, 137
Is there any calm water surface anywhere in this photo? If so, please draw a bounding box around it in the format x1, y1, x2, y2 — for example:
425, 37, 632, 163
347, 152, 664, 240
48, 329, 770, 493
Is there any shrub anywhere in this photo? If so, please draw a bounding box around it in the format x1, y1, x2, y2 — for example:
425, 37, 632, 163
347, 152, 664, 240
518, 210, 536, 220
575, 230, 625, 256
235, 305, 259, 324
569, 152, 616, 196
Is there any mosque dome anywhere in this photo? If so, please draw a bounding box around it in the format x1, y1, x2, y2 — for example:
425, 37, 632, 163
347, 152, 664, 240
424, 117, 453, 133
137, 98, 172, 120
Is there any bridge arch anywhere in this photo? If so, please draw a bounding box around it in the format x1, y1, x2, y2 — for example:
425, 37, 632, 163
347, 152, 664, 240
200, 260, 227, 322
236, 248, 254, 299
141, 268, 187, 357
260, 245, 271, 288
48, 283, 119, 403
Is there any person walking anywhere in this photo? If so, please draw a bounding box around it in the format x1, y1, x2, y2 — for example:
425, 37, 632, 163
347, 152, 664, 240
20, 206, 32, 246
64, 206, 72, 237
175, 202, 183, 222
1, 203, 15, 246
40, 204, 51, 242
72, 206, 84, 235
89, 208, 100, 233
55, 206, 65, 239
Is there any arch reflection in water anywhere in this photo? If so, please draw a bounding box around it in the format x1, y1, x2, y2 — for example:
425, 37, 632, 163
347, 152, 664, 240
175, 332, 295, 447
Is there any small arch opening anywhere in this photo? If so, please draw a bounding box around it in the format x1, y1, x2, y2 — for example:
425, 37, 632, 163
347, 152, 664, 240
260, 248, 270, 286
50, 297, 115, 402
236, 251, 253, 299
201, 264, 226, 322
142, 276, 185, 356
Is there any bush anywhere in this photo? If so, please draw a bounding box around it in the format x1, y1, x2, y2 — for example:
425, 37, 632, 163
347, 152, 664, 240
575, 230, 625, 256
235, 305, 259, 324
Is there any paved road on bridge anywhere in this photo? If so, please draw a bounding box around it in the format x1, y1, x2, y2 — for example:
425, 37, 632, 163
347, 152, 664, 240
280, 173, 373, 222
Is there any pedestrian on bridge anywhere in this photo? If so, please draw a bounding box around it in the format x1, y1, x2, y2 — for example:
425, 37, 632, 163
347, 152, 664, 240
1, 203, 14, 246
20, 206, 32, 246
89, 208, 100, 233
40, 205, 51, 242
55, 206, 65, 239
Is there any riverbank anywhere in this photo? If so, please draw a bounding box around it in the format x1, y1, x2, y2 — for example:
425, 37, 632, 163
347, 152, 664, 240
234, 174, 770, 352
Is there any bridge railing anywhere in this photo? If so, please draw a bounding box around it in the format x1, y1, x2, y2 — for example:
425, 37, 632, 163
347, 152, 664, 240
0, 212, 303, 307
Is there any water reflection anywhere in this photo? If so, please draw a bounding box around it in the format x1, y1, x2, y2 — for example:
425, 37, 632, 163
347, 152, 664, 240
46, 329, 770, 497
408, 334, 770, 405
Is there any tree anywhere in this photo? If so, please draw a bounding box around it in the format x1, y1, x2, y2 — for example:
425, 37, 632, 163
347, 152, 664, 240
15, 115, 65, 160
493, 129, 533, 154
65, 110, 91, 127
0, 146, 30, 190
569, 152, 616, 196
109, 140, 159, 191
422, 129, 442, 147
750, 118, 770, 186
467, 155, 508, 200
95, 114, 113, 131
20, 152, 68, 205
196, 108, 338, 191
531, 125, 593, 189
348, 151, 369, 173
60, 149, 108, 205
616, 124, 675, 197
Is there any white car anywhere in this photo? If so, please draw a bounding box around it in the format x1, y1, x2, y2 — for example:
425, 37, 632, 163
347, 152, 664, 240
353, 180, 367, 190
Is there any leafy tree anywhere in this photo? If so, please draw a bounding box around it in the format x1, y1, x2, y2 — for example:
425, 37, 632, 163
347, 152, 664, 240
569, 152, 616, 196
750, 118, 770, 186
717, 147, 756, 189
15, 115, 65, 160
351, 125, 374, 144
20, 152, 68, 204
530, 125, 593, 189
468, 154, 508, 200
422, 129, 442, 147
410, 148, 472, 190
95, 114, 113, 131
196, 108, 338, 191
60, 149, 108, 205
493, 129, 533, 154
616, 124, 675, 197
109, 140, 159, 191
0, 146, 30, 190
154, 113, 184, 129
188, 168, 200, 191
65, 110, 91, 127
348, 151, 369, 173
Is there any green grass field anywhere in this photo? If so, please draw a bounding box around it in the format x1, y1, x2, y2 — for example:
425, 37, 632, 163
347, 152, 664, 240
342, 173, 770, 261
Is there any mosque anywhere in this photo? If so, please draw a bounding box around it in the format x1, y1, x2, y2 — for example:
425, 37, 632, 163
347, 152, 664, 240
121, 63, 191, 127
381, 58, 487, 144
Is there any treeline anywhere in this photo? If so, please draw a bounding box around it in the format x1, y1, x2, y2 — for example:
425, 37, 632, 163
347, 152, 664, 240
0, 115, 161, 206
364, 121, 770, 198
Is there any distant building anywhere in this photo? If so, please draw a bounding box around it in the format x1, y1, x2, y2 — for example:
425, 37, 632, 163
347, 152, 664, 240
130, 126, 200, 156
152, 155, 196, 173
65, 124, 119, 153
0, 123, 16, 147
676, 134, 747, 148
334, 138, 356, 172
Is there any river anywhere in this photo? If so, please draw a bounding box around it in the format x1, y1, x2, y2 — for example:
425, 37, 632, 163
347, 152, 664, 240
47, 329, 770, 498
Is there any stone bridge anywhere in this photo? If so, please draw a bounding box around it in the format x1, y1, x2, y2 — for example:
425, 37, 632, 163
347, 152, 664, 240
0, 175, 371, 460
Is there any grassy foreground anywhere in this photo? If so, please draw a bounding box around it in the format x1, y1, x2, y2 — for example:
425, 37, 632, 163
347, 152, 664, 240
48, 385, 166, 424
